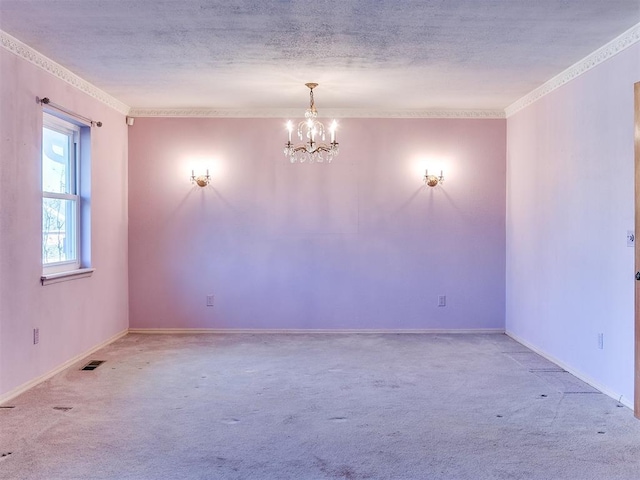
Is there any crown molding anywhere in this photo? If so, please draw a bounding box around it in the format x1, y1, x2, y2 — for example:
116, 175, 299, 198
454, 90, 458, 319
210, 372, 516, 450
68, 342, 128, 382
127, 107, 505, 119
1, 29, 130, 116
5, 19, 637, 121
505, 22, 640, 117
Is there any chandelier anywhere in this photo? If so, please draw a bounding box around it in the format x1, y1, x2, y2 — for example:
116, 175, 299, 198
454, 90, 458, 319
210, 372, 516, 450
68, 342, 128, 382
284, 83, 339, 163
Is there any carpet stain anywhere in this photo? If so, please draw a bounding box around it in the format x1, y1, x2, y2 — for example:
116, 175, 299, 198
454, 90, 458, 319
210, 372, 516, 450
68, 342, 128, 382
283, 414, 297, 424
314, 455, 367, 479
221, 418, 240, 424
329, 416, 348, 422
373, 380, 400, 389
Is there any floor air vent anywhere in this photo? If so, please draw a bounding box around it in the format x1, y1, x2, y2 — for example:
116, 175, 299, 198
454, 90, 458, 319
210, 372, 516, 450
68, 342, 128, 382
81, 360, 105, 371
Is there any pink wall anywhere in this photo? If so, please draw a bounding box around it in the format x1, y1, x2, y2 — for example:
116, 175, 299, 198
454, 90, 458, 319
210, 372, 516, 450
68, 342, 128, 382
0, 49, 129, 397
128, 117, 506, 330
506, 43, 640, 404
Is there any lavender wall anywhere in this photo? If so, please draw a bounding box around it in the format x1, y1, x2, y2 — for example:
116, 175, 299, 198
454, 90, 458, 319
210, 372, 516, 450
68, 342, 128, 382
506, 43, 640, 404
129, 117, 506, 330
0, 49, 129, 398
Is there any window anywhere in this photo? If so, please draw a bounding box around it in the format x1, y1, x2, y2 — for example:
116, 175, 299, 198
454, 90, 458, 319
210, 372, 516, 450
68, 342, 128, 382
41, 112, 91, 279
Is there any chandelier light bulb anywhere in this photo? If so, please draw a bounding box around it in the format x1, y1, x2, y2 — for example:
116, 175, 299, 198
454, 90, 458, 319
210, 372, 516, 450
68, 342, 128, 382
286, 121, 293, 142
330, 120, 337, 143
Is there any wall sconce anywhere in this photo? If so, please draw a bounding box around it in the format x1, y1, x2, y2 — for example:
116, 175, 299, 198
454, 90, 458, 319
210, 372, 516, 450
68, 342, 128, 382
190, 169, 211, 187
424, 169, 444, 187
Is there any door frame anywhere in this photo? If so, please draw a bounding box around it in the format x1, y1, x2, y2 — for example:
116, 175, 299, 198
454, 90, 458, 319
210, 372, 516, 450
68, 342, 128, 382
635, 81, 640, 419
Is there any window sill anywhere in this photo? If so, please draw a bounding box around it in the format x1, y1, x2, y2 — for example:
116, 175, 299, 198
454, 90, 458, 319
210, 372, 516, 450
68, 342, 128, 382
41, 268, 95, 286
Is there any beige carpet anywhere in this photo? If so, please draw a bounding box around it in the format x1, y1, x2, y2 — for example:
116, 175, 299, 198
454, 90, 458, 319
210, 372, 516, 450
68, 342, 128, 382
1, 333, 639, 479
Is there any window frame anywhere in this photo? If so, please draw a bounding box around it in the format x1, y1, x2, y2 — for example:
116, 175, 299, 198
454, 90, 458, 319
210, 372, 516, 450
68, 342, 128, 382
41, 112, 83, 275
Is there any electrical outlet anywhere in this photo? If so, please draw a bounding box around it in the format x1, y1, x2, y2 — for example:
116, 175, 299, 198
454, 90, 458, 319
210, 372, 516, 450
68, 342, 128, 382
438, 295, 446, 307
206, 295, 214, 307
33, 328, 39, 345
597, 333, 604, 350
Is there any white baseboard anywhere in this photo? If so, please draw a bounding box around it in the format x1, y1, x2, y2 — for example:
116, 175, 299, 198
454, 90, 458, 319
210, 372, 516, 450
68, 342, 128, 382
128, 328, 505, 335
0, 328, 129, 405
506, 331, 633, 410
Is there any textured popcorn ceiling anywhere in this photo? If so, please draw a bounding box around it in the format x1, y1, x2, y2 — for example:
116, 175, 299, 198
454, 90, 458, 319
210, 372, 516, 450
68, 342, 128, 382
0, 0, 638, 113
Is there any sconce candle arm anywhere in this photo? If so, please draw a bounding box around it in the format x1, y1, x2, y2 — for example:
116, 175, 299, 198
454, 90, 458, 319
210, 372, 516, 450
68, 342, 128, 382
190, 170, 211, 187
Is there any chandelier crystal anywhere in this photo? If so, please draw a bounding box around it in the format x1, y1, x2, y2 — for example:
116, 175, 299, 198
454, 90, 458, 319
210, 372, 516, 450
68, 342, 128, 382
284, 83, 339, 163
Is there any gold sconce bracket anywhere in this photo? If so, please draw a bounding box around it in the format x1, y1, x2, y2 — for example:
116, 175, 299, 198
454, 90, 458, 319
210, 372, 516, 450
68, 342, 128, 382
190, 170, 211, 187
424, 169, 444, 187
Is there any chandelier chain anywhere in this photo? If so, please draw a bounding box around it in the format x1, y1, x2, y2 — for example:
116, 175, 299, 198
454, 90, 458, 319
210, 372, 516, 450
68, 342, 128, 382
309, 88, 315, 112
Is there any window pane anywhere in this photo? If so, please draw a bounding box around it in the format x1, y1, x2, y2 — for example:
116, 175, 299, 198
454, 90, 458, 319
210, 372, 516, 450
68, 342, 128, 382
42, 127, 72, 194
42, 197, 77, 264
